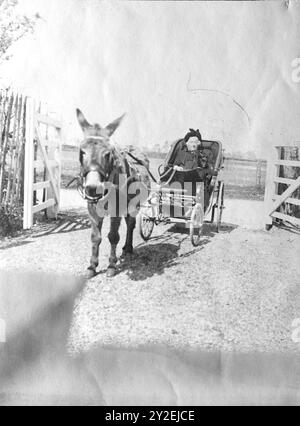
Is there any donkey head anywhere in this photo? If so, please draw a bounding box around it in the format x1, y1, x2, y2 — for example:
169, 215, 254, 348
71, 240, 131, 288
76, 109, 125, 200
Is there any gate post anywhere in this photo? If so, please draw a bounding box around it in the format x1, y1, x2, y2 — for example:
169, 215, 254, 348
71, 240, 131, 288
264, 146, 278, 229
23, 98, 35, 230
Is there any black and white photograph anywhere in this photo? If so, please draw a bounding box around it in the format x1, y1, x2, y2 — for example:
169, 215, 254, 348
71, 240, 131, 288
0, 0, 300, 408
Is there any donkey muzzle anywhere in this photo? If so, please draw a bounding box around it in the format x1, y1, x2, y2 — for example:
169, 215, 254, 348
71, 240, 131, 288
84, 171, 104, 198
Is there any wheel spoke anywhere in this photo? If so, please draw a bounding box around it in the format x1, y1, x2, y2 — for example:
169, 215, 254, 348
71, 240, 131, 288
139, 209, 154, 241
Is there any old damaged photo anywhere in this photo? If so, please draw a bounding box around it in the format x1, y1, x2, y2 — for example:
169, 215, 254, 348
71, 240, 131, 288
0, 0, 300, 407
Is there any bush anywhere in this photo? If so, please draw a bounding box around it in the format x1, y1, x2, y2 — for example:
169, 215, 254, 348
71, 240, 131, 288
0, 0, 39, 63
0, 205, 22, 237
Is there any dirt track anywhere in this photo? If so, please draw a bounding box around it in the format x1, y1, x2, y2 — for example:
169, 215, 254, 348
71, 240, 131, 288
0, 190, 299, 355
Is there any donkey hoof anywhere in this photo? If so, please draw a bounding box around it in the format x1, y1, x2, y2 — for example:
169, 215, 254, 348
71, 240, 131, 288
121, 252, 134, 261
122, 247, 134, 257
86, 268, 96, 279
107, 267, 117, 278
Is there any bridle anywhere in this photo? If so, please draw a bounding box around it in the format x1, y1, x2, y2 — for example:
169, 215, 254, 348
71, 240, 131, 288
67, 171, 117, 204
68, 136, 121, 204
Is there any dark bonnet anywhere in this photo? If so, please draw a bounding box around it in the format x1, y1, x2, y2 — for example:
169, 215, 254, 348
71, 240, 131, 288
184, 128, 202, 144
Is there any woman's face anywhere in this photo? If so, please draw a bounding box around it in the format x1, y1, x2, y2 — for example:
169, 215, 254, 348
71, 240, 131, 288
186, 137, 199, 152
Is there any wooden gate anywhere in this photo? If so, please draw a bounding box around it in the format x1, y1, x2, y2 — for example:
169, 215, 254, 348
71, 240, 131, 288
23, 99, 62, 229
264, 145, 300, 229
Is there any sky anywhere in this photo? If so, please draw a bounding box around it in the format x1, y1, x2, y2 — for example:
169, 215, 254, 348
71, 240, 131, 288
1, 0, 300, 158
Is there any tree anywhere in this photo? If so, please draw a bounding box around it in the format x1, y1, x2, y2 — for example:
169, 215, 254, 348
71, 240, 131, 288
0, 0, 39, 63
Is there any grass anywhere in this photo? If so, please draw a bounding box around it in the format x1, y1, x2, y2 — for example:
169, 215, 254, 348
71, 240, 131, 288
225, 184, 265, 201
0, 205, 23, 237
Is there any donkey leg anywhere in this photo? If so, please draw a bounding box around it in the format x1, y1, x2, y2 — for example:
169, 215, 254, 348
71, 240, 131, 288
87, 219, 103, 277
107, 217, 122, 277
122, 215, 136, 255
87, 204, 104, 277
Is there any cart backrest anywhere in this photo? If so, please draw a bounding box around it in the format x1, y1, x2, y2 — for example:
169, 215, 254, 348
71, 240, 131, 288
201, 140, 223, 171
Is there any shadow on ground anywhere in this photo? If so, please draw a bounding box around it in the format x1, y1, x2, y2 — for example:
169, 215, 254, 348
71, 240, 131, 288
273, 221, 300, 236
118, 222, 237, 281
32, 211, 90, 238
0, 271, 103, 406
119, 242, 180, 281
166, 221, 238, 237
0, 211, 91, 251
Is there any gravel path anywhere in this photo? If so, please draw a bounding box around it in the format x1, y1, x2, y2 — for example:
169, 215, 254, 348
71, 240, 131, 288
1, 193, 299, 355
67, 224, 300, 355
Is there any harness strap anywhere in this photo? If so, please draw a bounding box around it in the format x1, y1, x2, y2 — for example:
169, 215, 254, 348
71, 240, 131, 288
124, 150, 157, 184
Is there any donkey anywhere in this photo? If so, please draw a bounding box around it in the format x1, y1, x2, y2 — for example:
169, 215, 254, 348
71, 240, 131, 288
76, 109, 149, 278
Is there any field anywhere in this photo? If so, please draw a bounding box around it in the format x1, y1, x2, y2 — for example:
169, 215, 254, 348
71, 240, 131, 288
61, 147, 266, 200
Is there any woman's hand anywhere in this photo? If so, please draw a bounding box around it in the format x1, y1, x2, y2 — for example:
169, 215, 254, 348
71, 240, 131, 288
174, 165, 184, 171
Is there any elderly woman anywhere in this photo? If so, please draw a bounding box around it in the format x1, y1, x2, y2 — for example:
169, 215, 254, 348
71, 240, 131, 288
173, 136, 201, 171
168, 129, 202, 171
169, 129, 214, 208
170, 129, 213, 175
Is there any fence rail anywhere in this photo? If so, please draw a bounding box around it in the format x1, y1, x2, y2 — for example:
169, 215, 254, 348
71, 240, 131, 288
221, 158, 266, 187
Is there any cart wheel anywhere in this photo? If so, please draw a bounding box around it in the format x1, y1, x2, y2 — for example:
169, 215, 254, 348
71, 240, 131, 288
215, 181, 225, 233
138, 205, 155, 241
190, 205, 204, 247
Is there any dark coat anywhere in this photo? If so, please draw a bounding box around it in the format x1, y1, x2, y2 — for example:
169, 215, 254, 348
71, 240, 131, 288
167, 139, 214, 181
170, 140, 205, 171
173, 147, 201, 170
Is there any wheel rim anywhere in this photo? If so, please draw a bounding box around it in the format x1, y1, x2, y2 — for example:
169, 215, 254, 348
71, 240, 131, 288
190, 205, 204, 246
139, 206, 155, 240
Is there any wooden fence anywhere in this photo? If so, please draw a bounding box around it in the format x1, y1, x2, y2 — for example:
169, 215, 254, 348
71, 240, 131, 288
0, 90, 26, 210
221, 157, 266, 188
264, 145, 300, 228
0, 90, 62, 230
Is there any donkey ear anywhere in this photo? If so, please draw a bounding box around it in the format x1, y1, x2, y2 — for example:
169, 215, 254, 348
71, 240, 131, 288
105, 113, 126, 136
76, 109, 91, 132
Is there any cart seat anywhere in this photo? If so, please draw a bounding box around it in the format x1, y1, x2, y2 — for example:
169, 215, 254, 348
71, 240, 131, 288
160, 139, 223, 179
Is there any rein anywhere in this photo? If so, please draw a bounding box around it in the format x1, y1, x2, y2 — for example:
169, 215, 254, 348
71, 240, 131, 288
66, 173, 103, 203
66, 169, 120, 204
123, 150, 158, 184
